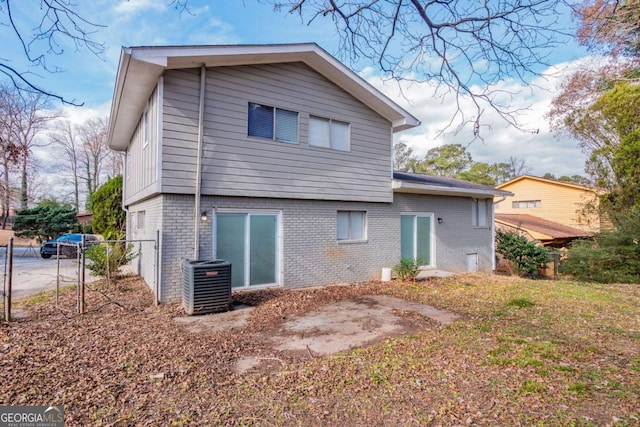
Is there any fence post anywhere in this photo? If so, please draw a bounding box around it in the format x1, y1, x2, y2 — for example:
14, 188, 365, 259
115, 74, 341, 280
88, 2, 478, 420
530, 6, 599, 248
5, 238, 13, 322
80, 238, 86, 313
155, 230, 160, 306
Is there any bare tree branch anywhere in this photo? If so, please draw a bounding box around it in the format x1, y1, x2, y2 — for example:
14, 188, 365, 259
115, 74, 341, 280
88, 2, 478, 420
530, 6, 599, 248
0, 0, 106, 105
268, 0, 574, 136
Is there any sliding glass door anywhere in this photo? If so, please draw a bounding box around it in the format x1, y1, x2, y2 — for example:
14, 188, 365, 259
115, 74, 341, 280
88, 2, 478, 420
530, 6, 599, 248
215, 212, 279, 288
400, 214, 434, 267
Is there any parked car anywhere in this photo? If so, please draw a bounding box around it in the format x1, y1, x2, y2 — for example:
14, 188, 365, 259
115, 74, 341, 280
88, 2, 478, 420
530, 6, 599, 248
40, 234, 100, 259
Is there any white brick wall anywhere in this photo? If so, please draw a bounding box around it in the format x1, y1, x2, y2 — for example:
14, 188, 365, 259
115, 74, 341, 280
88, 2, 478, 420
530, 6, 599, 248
152, 193, 494, 303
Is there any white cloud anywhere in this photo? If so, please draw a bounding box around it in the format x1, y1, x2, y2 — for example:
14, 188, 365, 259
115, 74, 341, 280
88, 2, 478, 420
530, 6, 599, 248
113, 0, 166, 16
367, 59, 591, 177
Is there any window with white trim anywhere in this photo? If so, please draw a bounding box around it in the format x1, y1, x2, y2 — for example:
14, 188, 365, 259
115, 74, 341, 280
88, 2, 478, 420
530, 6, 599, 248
247, 102, 298, 143
472, 199, 489, 227
337, 211, 366, 241
309, 116, 350, 151
512, 200, 542, 208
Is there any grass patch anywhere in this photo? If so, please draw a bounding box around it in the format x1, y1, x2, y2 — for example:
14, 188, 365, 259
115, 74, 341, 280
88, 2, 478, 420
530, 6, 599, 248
521, 379, 547, 393
506, 297, 535, 308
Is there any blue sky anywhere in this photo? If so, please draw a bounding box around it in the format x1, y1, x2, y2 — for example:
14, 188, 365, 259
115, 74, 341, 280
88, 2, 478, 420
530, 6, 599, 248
3, 0, 591, 178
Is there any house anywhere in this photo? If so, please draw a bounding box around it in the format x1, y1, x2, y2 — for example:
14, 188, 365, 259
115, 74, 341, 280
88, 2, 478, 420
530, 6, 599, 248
495, 214, 591, 247
494, 175, 607, 244
107, 44, 511, 303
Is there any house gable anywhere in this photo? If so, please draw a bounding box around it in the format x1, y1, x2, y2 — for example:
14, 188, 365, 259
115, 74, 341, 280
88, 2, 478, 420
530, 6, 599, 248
495, 175, 601, 232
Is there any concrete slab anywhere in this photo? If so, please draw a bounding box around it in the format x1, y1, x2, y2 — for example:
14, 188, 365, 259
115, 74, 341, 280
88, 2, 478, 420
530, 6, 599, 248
271, 295, 460, 356
174, 304, 254, 333
416, 269, 455, 280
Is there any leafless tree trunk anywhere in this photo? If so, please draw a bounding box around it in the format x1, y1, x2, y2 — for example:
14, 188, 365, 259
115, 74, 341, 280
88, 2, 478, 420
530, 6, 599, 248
50, 120, 82, 211
6, 89, 60, 209
78, 117, 110, 207
0, 85, 24, 228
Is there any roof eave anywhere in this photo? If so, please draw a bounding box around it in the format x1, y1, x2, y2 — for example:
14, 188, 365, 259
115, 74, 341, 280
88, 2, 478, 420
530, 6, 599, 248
107, 44, 420, 151
392, 180, 513, 198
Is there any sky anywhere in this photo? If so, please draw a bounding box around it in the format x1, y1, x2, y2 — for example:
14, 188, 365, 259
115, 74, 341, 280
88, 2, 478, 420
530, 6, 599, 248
2, 0, 593, 185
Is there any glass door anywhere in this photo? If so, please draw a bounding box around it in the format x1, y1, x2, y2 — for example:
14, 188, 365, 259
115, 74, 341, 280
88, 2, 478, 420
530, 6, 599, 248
215, 212, 279, 288
400, 214, 434, 267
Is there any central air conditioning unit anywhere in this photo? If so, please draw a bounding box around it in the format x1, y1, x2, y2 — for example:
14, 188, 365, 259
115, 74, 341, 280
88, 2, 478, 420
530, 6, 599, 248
181, 259, 232, 315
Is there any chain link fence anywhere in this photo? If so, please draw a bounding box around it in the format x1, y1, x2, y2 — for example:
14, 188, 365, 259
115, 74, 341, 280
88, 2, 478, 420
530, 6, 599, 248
2, 236, 158, 321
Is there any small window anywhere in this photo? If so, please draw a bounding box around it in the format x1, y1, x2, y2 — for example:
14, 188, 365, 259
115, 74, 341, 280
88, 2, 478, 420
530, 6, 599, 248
512, 200, 542, 209
142, 109, 150, 148
309, 116, 350, 151
472, 199, 488, 227
137, 211, 146, 230
337, 211, 366, 241
248, 102, 298, 143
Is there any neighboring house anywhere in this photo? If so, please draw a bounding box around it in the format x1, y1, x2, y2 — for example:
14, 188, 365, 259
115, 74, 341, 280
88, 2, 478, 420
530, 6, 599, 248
107, 44, 511, 303
494, 175, 606, 238
495, 214, 591, 247
76, 210, 93, 225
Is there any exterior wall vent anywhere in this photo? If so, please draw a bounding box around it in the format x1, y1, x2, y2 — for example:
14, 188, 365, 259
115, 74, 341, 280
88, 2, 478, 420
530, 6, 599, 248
181, 260, 232, 315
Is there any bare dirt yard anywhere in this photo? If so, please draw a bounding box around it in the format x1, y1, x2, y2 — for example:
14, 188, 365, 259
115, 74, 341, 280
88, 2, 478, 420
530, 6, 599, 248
1, 274, 638, 426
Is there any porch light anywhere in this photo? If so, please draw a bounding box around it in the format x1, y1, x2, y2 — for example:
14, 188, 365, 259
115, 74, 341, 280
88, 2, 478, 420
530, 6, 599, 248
201, 211, 208, 221
437, 217, 443, 224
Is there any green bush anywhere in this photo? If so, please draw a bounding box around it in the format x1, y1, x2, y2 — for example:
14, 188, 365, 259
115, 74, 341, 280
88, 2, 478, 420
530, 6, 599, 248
561, 214, 640, 283
496, 229, 551, 278
85, 237, 136, 282
393, 258, 422, 282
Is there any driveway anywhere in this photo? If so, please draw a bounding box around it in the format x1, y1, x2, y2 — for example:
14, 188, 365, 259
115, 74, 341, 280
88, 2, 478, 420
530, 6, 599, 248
1, 247, 98, 299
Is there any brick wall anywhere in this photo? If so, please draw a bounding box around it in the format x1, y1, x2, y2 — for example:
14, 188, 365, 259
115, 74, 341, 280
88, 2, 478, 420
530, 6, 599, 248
155, 193, 494, 303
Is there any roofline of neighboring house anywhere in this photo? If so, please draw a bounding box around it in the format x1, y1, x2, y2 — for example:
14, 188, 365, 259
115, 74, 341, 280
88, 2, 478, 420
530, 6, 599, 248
392, 179, 513, 199
497, 174, 601, 193
108, 43, 421, 151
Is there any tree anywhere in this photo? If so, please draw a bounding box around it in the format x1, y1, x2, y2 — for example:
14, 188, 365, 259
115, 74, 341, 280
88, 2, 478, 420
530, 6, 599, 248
269, 0, 573, 135
496, 229, 551, 278
457, 162, 512, 187
50, 120, 82, 211
561, 209, 640, 283
574, 0, 640, 58
78, 117, 111, 205
90, 175, 125, 239
552, 80, 640, 222
393, 142, 414, 171
13, 199, 78, 243
412, 144, 472, 176
0, 0, 105, 105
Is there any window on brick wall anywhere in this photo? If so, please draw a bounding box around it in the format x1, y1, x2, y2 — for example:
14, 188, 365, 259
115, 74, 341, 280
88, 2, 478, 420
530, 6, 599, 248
472, 199, 489, 227
337, 211, 366, 241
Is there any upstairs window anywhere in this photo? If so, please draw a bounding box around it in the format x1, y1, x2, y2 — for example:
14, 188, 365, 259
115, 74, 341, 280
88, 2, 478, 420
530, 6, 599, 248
337, 211, 366, 241
248, 102, 298, 143
309, 116, 350, 151
472, 199, 489, 227
512, 200, 542, 209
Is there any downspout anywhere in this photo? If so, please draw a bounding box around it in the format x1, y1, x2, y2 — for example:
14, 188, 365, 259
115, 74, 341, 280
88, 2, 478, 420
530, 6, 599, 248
492, 195, 507, 271
193, 64, 206, 260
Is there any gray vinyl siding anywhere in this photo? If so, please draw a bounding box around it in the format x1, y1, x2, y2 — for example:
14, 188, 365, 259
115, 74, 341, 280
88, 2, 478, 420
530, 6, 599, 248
160, 63, 393, 203
156, 193, 493, 302
124, 85, 160, 205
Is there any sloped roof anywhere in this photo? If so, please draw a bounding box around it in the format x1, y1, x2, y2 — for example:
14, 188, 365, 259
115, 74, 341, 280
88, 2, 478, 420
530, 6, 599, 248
495, 213, 591, 240
497, 175, 599, 193
108, 43, 420, 151
392, 172, 512, 198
